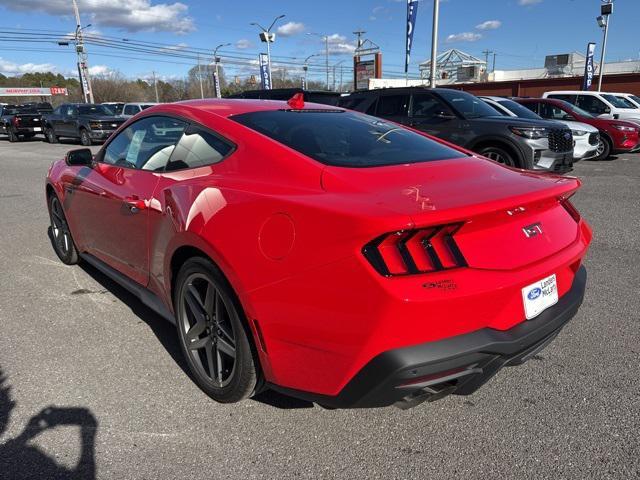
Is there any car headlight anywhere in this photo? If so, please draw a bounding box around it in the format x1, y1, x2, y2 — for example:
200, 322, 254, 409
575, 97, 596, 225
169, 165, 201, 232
509, 126, 548, 139
572, 130, 588, 136
613, 125, 636, 132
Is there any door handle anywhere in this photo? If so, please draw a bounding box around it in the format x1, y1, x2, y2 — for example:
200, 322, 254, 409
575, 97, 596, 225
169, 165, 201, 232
124, 197, 147, 213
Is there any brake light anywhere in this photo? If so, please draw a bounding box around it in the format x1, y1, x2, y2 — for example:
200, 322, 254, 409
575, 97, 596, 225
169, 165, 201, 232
12, 116, 20, 127
560, 197, 581, 223
363, 223, 467, 276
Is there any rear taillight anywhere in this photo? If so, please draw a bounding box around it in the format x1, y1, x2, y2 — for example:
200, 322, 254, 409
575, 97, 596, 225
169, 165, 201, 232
12, 116, 20, 127
560, 198, 581, 223
363, 223, 467, 276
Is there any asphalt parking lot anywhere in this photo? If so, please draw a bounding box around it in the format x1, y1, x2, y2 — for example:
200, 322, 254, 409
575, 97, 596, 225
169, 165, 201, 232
0, 138, 638, 479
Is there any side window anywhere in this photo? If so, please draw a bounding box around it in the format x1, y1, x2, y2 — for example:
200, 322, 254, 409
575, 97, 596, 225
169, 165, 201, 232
66, 106, 76, 116
53, 106, 63, 115
521, 102, 540, 116
103, 116, 187, 171
576, 95, 608, 115
166, 127, 234, 171
365, 98, 378, 115
411, 94, 451, 117
376, 95, 409, 118
123, 105, 137, 116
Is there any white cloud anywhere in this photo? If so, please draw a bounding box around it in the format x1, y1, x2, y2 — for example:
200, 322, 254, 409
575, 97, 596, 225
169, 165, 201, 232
161, 42, 188, 52
446, 32, 482, 43
276, 21, 305, 37
475, 20, 502, 30
88, 65, 113, 76
0, 0, 195, 34
0, 57, 56, 74
326, 33, 357, 55
518, 0, 542, 5
235, 39, 253, 50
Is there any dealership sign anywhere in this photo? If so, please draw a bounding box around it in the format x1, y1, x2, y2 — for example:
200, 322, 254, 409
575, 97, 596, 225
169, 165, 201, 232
405, 0, 419, 73
259, 53, 271, 90
582, 42, 596, 90
0, 87, 68, 97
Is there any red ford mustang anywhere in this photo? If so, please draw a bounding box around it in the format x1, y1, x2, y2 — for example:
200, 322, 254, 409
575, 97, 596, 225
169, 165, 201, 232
46, 96, 592, 409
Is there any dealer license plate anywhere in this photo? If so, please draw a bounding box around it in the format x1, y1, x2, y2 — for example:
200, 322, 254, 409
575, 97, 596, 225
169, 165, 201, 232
522, 274, 558, 320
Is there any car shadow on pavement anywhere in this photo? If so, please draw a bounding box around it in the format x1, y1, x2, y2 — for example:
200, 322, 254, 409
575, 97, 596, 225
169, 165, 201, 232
77, 262, 316, 410
78, 262, 192, 379
0, 366, 98, 479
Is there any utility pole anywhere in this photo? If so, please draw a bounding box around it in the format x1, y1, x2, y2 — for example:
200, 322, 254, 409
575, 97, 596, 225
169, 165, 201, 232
597, 0, 613, 92
72, 0, 94, 103
429, 0, 440, 88
152, 71, 159, 102
353, 30, 366, 49
197, 55, 204, 99
492, 52, 497, 72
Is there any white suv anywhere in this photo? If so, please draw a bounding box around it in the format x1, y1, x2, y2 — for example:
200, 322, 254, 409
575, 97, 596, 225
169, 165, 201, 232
121, 102, 159, 118
543, 91, 640, 127
607, 92, 640, 109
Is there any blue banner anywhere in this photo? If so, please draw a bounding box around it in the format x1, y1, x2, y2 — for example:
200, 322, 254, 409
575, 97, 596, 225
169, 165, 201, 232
582, 42, 596, 90
405, 0, 419, 73
259, 53, 271, 90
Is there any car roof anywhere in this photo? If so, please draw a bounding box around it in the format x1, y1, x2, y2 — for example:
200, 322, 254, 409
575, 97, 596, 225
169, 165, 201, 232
168, 98, 343, 117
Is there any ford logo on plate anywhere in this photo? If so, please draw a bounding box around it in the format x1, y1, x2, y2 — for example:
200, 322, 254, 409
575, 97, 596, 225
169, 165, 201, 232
527, 288, 542, 301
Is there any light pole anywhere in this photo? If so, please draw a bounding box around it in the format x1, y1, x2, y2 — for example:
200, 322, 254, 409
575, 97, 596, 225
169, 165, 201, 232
152, 71, 159, 102
251, 15, 285, 87
303, 54, 319, 89
429, 0, 440, 88
597, 0, 613, 92
308, 33, 330, 91
213, 43, 231, 98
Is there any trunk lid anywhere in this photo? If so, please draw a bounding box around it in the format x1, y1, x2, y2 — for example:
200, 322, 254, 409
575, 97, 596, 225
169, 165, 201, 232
321, 157, 581, 270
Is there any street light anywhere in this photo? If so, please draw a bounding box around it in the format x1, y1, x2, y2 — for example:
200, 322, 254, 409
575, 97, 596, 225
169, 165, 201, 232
213, 42, 231, 98
303, 54, 319, 89
307, 33, 330, 91
250, 15, 285, 87
597, 0, 613, 91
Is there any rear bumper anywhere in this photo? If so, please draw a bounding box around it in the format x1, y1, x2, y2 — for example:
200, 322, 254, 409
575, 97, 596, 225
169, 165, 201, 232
270, 265, 587, 408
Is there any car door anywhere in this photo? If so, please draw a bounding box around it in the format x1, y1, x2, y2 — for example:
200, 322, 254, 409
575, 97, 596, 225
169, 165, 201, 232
48, 105, 66, 135
60, 105, 78, 137
69, 115, 187, 285
407, 92, 463, 144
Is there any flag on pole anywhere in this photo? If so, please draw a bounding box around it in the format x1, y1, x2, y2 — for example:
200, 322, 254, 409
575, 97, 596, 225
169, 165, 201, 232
405, 0, 419, 73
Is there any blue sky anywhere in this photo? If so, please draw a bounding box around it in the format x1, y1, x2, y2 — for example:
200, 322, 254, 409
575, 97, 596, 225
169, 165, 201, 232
0, 0, 638, 82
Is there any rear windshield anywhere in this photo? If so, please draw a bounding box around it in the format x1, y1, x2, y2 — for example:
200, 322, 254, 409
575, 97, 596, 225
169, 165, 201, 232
232, 110, 465, 167
497, 99, 542, 120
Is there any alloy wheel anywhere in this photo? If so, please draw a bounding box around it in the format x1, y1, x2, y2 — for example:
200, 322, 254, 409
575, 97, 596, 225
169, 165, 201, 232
179, 273, 237, 387
484, 150, 515, 167
50, 196, 71, 257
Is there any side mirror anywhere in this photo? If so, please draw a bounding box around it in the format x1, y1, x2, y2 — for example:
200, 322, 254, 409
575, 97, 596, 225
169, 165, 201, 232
65, 148, 93, 166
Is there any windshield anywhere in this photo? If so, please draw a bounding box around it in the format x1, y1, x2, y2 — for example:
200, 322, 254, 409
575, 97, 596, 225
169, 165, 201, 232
497, 99, 542, 120
602, 94, 637, 109
78, 104, 114, 116
140, 104, 155, 110
630, 95, 640, 106
232, 110, 465, 167
613, 96, 638, 109
437, 90, 501, 119
560, 101, 595, 119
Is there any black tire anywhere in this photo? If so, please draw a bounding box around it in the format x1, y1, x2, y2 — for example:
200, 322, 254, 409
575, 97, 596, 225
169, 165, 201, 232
45, 127, 58, 144
477, 145, 519, 167
174, 257, 260, 403
79, 129, 92, 146
48, 194, 79, 265
595, 135, 612, 160
23, 133, 35, 141
7, 127, 19, 143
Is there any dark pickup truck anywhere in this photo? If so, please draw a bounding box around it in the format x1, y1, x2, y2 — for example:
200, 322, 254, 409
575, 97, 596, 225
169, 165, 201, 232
43, 103, 125, 145
0, 104, 47, 142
